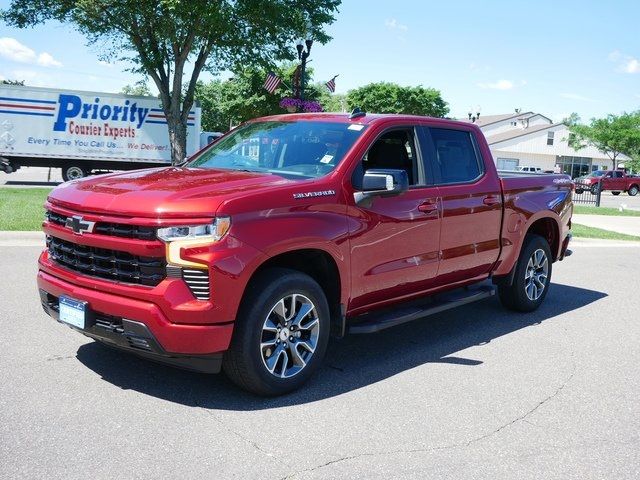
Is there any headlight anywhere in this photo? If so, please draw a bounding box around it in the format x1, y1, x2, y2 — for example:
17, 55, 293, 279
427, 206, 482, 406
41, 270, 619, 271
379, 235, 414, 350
157, 216, 231, 267
157, 216, 231, 242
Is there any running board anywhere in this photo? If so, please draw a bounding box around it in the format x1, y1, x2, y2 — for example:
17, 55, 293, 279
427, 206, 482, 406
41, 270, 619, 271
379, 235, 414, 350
348, 285, 495, 334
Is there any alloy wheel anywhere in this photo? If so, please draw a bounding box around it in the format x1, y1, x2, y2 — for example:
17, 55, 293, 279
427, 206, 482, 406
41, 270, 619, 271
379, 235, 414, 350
260, 294, 320, 379
524, 248, 549, 301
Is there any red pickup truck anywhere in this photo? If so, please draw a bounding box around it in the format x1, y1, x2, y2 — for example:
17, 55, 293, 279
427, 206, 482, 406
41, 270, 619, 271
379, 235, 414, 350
575, 170, 640, 196
38, 112, 573, 395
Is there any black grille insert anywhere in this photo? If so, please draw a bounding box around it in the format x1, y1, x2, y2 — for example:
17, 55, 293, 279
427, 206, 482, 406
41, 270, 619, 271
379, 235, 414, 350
46, 210, 156, 241
47, 236, 166, 286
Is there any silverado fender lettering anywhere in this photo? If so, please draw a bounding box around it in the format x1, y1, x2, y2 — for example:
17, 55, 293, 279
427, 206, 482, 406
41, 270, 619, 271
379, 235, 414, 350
292, 190, 336, 199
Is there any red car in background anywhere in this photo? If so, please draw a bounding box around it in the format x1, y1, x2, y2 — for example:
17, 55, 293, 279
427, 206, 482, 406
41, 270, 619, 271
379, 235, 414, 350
575, 170, 640, 196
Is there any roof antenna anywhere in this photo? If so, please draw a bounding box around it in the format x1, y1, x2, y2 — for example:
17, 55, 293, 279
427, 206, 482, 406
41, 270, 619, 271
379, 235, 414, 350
349, 107, 366, 120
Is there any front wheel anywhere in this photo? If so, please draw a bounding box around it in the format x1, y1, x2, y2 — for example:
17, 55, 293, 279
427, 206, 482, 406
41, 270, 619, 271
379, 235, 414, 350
590, 184, 599, 195
628, 185, 639, 196
62, 164, 89, 182
223, 268, 330, 396
498, 234, 552, 312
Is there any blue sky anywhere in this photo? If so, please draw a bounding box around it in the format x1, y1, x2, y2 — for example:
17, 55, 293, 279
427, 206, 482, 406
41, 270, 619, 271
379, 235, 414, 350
1, 0, 638, 122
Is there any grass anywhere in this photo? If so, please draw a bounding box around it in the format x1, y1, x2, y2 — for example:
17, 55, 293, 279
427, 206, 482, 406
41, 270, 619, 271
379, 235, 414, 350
574, 205, 640, 217
571, 223, 640, 241
0, 188, 51, 231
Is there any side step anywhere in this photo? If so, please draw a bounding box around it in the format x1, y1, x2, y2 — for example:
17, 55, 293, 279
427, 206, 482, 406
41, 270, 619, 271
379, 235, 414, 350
348, 284, 495, 334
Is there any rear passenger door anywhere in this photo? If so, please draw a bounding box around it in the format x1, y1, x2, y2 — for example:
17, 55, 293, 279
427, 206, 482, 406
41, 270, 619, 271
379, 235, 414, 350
419, 126, 503, 285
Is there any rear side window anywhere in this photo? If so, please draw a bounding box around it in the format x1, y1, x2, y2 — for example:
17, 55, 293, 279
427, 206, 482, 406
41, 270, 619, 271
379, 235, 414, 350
429, 128, 483, 184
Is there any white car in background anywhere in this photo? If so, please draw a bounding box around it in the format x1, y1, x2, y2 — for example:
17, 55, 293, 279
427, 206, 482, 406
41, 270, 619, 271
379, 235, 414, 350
516, 166, 543, 173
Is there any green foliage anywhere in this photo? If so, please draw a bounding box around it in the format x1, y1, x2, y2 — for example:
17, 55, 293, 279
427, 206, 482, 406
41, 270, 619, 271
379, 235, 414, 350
120, 81, 152, 97
2, 0, 340, 163
346, 82, 449, 117
562, 112, 580, 126
315, 85, 346, 112
568, 112, 640, 169
195, 63, 324, 132
1, 79, 25, 85
0, 188, 51, 231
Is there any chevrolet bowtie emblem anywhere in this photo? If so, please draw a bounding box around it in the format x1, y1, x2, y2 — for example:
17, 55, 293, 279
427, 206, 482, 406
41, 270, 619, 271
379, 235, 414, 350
65, 215, 96, 235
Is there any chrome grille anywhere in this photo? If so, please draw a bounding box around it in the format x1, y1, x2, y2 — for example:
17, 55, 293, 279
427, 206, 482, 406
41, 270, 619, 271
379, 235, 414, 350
47, 236, 166, 286
46, 210, 156, 241
182, 268, 210, 300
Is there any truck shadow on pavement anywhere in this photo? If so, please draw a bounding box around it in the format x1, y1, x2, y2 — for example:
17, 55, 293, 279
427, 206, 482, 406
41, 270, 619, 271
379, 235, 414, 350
76, 282, 605, 408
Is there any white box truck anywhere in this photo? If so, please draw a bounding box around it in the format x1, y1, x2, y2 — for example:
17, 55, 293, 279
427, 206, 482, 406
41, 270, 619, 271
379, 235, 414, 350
0, 84, 206, 181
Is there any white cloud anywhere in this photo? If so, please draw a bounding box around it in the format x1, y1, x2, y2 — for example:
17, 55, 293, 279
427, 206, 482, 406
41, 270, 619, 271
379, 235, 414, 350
560, 92, 595, 102
478, 79, 514, 90
608, 50, 640, 74
623, 58, 640, 73
0, 37, 62, 68
0, 37, 36, 63
37, 52, 62, 67
385, 18, 408, 31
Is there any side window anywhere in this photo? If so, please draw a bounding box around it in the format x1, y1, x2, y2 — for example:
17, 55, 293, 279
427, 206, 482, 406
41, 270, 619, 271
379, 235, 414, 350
361, 129, 420, 186
614, 171, 623, 178
429, 128, 483, 184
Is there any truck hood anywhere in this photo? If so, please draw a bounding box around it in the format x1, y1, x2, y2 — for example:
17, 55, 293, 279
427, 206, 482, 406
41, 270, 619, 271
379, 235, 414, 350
47, 167, 291, 218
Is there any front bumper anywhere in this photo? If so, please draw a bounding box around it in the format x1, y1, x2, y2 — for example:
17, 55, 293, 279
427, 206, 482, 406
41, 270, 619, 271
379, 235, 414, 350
37, 268, 234, 372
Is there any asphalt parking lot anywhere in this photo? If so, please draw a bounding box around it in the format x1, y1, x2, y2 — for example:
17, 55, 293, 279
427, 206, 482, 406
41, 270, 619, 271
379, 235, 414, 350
1, 243, 639, 479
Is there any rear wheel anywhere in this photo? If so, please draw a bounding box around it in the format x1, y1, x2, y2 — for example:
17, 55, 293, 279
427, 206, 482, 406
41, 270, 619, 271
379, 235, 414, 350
498, 234, 552, 312
628, 185, 639, 196
62, 164, 89, 182
223, 268, 330, 396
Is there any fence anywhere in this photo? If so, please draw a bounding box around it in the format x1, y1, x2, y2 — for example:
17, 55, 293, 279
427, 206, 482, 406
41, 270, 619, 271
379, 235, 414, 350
573, 179, 602, 207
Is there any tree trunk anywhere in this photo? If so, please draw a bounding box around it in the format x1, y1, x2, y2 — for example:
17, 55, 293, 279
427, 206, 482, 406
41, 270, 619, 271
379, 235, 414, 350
166, 114, 187, 165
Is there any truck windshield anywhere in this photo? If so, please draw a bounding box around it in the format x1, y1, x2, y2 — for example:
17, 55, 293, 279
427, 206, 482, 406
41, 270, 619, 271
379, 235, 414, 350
589, 170, 606, 177
188, 120, 366, 179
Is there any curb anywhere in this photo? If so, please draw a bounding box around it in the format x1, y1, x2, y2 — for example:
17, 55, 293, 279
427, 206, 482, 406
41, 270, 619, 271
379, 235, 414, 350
0, 231, 45, 246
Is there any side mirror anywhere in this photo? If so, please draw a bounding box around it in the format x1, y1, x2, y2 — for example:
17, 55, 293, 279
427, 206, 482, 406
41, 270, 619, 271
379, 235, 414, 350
355, 169, 409, 205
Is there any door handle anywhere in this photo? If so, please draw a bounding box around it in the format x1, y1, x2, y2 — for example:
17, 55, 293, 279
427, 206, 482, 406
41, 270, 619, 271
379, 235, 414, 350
483, 195, 501, 206
418, 200, 438, 213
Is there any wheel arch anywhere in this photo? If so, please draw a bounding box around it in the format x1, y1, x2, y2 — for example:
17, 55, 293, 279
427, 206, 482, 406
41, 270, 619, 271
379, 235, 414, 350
242, 248, 345, 336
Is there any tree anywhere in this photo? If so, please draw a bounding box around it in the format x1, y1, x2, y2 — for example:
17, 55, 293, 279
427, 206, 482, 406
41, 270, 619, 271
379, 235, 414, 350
1, 79, 25, 85
121, 80, 152, 96
315, 85, 346, 112
2, 0, 340, 163
346, 82, 449, 117
568, 112, 640, 170
195, 63, 323, 132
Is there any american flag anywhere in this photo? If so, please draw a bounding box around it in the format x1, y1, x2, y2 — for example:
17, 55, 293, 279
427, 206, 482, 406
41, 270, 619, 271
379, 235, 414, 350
263, 72, 282, 94
325, 75, 338, 93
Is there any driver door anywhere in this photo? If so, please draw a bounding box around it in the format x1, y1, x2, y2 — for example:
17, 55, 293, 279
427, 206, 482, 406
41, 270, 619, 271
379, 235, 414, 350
347, 127, 442, 312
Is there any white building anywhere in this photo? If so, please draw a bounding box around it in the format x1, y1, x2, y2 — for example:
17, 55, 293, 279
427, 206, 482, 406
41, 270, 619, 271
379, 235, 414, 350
463, 112, 629, 178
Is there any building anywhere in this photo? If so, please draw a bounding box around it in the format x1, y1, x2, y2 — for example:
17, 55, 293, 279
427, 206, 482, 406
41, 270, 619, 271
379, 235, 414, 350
462, 111, 630, 178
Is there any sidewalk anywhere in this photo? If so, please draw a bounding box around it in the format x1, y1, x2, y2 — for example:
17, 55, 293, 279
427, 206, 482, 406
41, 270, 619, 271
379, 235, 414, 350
0, 231, 45, 247
572, 214, 640, 237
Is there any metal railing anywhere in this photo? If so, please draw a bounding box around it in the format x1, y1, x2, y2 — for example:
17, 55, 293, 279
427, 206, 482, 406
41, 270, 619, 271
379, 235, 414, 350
572, 179, 602, 207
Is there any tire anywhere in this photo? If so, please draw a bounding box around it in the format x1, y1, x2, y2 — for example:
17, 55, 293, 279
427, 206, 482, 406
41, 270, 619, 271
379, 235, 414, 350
612, 191, 621, 196
628, 185, 639, 196
590, 184, 599, 195
575, 188, 584, 194
62, 164, 89, 182
498, 234, 552, 313
223, 268, 330, 396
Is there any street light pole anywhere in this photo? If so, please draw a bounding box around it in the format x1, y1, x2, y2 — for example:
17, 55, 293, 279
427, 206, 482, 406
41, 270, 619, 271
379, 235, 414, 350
295, 29, 313, 107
